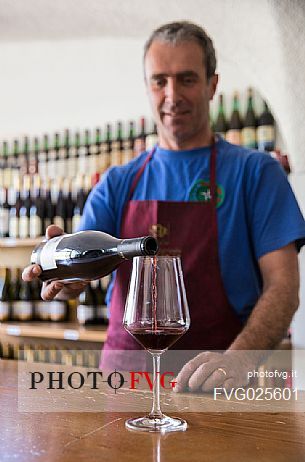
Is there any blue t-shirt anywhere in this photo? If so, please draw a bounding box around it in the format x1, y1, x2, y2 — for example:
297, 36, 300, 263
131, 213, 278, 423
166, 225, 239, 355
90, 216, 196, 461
78, 137, 305, 322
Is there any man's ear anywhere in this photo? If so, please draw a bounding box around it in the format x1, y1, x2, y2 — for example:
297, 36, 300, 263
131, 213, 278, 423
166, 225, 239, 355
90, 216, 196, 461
208, 74, 219, 101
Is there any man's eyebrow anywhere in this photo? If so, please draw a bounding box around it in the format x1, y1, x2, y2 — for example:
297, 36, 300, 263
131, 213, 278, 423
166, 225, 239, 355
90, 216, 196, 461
150, 70, 198, 80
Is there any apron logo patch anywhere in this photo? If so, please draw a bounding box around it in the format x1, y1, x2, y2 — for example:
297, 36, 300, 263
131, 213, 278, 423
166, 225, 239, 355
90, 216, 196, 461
150, 224, 169, 240
189, 179, 225, 208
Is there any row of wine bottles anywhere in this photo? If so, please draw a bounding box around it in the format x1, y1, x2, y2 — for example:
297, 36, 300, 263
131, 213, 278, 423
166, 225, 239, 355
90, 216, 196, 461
0, 118, 158, 188
0, 267, 110, 325
212, 89, 275, 151
0, 173, 90, 238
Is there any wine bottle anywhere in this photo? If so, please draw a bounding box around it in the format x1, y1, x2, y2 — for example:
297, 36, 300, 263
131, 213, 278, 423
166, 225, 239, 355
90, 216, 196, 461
12, 271, 33, 321
241, 88, 257, 149
72, 176, 86, 233
21, 136, 30, 175
0, 268, 12, 322
43, 177, 54, 230
257, 101, 275, 152
53, 178, 66, 231
111, 121, 123, 166
39, 134, 49, 179
122, 121, 135, 165
214, 94, 227, 138
134, 117, 147, 155
63, 178, 73, 234
77, 282, 97, 325
145, 122, 158, 150
0, 187, 10, 238
226, 92, 243, 145
13, 139, 20, 172
19, 175, 31, 239
31, 231, 158, 282
29, 174, 44, 238
2, 141, 11, 188
9, 175, 21, 238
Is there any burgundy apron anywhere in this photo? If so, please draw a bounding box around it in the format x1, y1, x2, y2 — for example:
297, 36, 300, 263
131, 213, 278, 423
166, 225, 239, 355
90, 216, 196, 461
101, 144, 242, 370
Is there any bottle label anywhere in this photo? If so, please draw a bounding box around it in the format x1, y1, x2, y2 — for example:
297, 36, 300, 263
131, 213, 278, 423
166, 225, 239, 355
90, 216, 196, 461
241, 127, 256, 148
35, 301, 50, 320
77, 305, 95, 323
49, 300, 66, 321
39, 234, 67, 270
225, 130, 241, 145
0, 301, 10, 321
30, 216, 42, 238
257, 125, 275, 143
12, 300, 32, 320
9, 216, 19, 238
19, 216, 29, 239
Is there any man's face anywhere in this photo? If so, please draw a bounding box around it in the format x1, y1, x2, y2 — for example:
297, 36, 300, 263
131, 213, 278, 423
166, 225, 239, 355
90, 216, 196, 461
144, 40, 218, 149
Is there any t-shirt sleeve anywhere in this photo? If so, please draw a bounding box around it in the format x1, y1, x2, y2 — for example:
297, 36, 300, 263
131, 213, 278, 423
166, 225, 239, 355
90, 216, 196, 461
77, 169, 117, 236
246, 154, 305, 259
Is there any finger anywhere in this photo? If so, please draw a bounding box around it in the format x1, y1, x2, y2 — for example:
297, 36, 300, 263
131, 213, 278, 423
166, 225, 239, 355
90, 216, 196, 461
201, 369, 229, 393
22, 264, 41, 282
41, 282, 64, 301
188, 360, 223, 392
45, 225, 64, 240
223, 378, 235, 390
173, 352, 214, 392
63, 281, 88, 291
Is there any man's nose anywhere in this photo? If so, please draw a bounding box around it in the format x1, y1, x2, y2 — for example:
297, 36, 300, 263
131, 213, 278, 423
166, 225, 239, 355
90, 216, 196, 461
164, 79, 181, 104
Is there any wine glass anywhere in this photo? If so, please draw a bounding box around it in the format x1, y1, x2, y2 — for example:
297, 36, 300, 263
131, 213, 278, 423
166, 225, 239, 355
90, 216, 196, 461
123, 255, 190, 432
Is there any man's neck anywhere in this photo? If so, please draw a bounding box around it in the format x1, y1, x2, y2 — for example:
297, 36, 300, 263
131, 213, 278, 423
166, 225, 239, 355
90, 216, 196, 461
158, 128, 214, 151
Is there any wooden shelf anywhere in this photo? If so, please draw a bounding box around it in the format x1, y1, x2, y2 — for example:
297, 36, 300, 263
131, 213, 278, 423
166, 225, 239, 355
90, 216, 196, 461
0, 237, 43, 248
0, 321, 107, 342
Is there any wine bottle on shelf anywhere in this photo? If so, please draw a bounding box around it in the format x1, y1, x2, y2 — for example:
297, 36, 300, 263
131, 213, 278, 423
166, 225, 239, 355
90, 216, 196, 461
84, 129, 92, 174
77, 282, 97, 325
9, 175, 21, 239
72, 176, 86, 233
13, 139, 20, 173
226, 92, 243, 145
95, 278, 109, 324
134, 117, 147, 155
214, 94, 227, 139
2, 141, 11, 189
0, 268, 12, 322
0, 186, 10, 238
43, 177, 54, 231
32, 277, 50, 321
19, 175, 31, 239
28, 137, 39, 175
241, 88, 257, 149
63, 178, 74, 234
12, 270, 33, 321
38, 134, 49, 179
257, 101, 275, 152
20, 137, 30, 175
111, 121, 123, 167
69, 131, 81, 179
31, 231, 158, 282
122, 121, 135, 165
91, 127, 102, 181
99, 125, 111, 175
29, 174, 44, 238
77, 130, 88, 174
145, 122, 158, 150
53, 178, 66, 231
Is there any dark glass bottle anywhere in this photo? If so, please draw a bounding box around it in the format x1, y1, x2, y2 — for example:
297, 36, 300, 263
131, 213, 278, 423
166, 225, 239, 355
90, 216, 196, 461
214, 94, 227, 138
53, 179, 66, 231
111, 121, 123, 166
29, 174, 44, 238
257, 101, 275, 152
122, 121, 135, 165
241, 88, 257, 149
31, 231, 158, 282
43, 177, 54, 231
0, 268, 12, 322
72, 177, 86, 233
9, 176, 21, 238
77, 282, 98, 325
19, 175, 31, 239
226, 92, 243, 145
12, 271, 33, 321
0, 187, 10, 238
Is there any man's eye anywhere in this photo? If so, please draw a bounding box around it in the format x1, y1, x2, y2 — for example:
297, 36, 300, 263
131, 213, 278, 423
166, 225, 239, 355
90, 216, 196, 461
152, 78, 166, 88
182, 77, 196, 85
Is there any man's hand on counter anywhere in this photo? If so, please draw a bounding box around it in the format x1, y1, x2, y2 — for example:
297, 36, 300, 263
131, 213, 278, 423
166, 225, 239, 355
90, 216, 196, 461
22, 225, 87, 301
173, 350, 258, 393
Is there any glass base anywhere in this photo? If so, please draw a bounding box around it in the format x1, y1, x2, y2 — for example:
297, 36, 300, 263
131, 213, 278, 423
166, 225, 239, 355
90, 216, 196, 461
125, 414, 187, 433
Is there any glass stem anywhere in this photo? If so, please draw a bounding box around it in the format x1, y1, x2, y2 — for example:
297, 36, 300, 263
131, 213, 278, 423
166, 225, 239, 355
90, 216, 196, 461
149, 353, 163, 419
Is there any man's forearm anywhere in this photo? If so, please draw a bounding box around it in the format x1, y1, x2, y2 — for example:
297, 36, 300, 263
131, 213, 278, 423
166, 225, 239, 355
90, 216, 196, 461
228, 284, 299, 352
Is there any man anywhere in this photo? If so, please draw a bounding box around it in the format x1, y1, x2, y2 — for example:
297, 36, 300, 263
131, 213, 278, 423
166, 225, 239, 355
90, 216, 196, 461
23, 21, 305, 392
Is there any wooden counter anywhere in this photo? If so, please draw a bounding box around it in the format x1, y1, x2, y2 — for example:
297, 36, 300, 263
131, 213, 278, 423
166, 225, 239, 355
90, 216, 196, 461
1, 359, 305, 462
